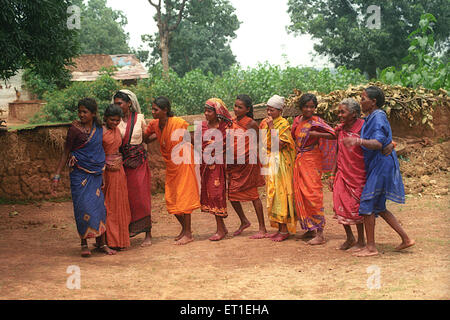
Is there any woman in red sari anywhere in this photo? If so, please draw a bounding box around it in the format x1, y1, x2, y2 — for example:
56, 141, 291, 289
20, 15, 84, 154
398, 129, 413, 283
113, 90, 152, 247
331, 98, 395, 251
197, 98, 233, 241
292, 93, 336, 245
228, 94, 267, 239
330, 98, 366, 250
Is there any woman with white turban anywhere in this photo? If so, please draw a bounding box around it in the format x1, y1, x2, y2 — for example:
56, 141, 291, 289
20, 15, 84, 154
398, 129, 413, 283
113, 89, 152, 247
259, 95, 297, 242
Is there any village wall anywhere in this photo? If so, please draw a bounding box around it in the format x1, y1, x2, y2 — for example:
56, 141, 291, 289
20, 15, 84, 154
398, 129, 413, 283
0, 124, 166, 201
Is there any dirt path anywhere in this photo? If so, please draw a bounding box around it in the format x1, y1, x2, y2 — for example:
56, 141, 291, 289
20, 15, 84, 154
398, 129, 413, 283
0, 189, 448, 300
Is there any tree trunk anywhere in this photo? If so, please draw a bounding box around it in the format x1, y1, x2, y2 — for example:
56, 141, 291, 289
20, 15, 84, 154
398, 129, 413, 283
160, 31, 170, 79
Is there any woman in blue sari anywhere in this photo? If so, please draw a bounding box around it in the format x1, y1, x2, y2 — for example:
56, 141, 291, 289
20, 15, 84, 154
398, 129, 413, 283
53, 98, 116, 257
343, 86, 415, 257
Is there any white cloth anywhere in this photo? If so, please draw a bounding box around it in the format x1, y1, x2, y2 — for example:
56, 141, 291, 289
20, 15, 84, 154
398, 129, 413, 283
267, 95, 285, 110
112, 89, 141, 114
118, 113, 146, 145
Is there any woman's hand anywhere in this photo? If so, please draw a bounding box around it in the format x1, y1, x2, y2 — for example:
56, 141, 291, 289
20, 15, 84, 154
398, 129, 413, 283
265, 116, 274, 129
382, 142, 394, 156
343, 137, 359, 148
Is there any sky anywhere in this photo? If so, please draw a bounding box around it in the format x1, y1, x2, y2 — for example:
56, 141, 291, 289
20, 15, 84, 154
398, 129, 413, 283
106, 0, 332, 69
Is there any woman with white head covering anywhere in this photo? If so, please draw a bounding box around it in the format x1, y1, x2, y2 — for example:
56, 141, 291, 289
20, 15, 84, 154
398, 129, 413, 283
113, 90, 152, 247
259, 95, 297, 241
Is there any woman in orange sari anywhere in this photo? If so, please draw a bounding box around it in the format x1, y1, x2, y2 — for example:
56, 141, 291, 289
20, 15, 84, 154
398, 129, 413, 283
145, 96, 200, 245
292, 93, 336, 245
228, 94, 267, 239
102, 104, 131, 250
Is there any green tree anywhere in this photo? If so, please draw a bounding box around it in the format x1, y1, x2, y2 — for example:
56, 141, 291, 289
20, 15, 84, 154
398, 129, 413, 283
76, 0, 131, 54
0, 0, 80, 81
287, 0, 450, 78
149, 0, 240, 76
148, 0, 188, 76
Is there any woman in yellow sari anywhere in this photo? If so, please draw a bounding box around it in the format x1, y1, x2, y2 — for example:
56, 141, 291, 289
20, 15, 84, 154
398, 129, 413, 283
259, 95, 297, 242
145, 96, 200, 245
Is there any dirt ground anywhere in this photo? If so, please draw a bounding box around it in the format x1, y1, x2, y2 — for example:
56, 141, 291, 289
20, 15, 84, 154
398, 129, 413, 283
0, 182, 448, 300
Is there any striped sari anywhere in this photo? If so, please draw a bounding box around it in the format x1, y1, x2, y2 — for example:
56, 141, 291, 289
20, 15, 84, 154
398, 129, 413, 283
292, 115, 336, 231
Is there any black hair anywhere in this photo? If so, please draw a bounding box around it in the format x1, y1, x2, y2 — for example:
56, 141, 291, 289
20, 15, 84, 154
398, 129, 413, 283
153, 96, 174, 117
104, 103, 123, 120
236, 94, 254, 119
77, 97, 102, 126
297, 93, 318, 109
364, 86, 385, 108
113, 91, 131, 103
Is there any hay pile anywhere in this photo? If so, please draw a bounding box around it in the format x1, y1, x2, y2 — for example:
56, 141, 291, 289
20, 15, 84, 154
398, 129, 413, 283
284, 82, 449, 128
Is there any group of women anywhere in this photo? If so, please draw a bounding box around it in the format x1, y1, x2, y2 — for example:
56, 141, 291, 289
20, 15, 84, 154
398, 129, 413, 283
52, 85, 415, 258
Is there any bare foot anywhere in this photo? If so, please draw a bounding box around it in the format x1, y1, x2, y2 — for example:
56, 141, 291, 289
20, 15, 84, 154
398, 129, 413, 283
174, 230, 185, 241
233, 222, 251, 236
299, 230, 315, 240
100, 245, 117, 255
271, 233, 290, 242
337, 239, 356, 250
352, 247, 379, 257
174, 235, 194, 245
348, 243, 366, 252
395, 239, 415, 251
141, 238, 152, 247
266, 232, 279, 238
209, 233, 226, 241
81, 245, 91, 258
307, 235, 325, 245
249, 231, 268, 239
209, 228, 228, 241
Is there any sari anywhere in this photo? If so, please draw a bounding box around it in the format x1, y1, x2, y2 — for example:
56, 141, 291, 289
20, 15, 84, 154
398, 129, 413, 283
227, 116, 265, 201
332, 119, 365, 225
103, 126, 131, 248
118, 113, 152, 235
198, 98, 232, 217
292, 115, 336, 231
146, 117, 200, 215
359, 109, 405, 215
260, 116, 297, 233
66, 121, 106, 239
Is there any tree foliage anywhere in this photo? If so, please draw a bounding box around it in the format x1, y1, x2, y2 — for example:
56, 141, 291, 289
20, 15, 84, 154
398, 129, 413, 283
74, 0, 131, 54
144, 0, 240, 76
379, 14, 449, 91
0, 0, 80, 81
287, 0, 450, 78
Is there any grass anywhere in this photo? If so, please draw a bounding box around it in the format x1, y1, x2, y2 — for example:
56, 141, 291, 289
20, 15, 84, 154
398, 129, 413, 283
7, 121, 71, 132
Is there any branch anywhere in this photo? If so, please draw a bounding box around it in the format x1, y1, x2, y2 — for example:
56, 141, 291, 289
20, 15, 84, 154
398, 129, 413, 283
149, 0, 162, 32
148, 0, 160, 9
169, 0, 188, 31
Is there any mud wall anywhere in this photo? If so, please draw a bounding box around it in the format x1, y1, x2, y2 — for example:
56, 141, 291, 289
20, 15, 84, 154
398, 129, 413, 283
0, 106, 448, 201
8, 100, 46, 122
0, 125, 166, 201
